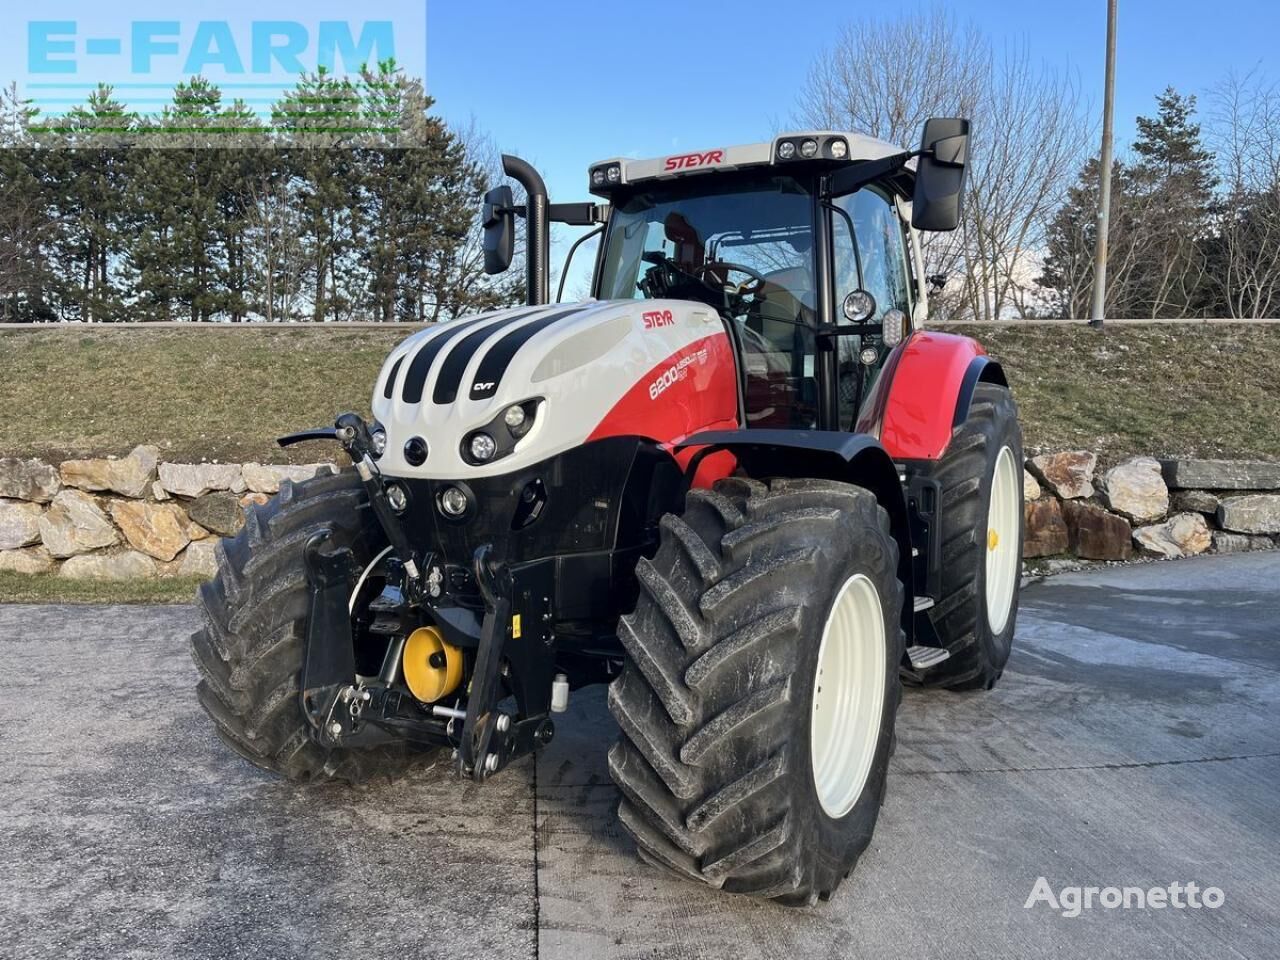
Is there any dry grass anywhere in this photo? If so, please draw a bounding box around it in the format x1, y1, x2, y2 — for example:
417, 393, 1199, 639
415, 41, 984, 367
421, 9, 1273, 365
2, 323, 1278, 467
0, 328, 406, 464
976, 323, 1280, 467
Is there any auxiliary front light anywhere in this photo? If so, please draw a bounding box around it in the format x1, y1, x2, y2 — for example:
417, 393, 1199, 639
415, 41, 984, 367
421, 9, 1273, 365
800, 138, 819, 159
385, 484, 408, 513
370, 428, 387, 458
469, 432, 497, 462
606, 165, 622, 183
504, 404, 527, 431
777, 140, 797, 160
439, 486, 468, 518
591, 169, 606, 187
829, 138, 849, 160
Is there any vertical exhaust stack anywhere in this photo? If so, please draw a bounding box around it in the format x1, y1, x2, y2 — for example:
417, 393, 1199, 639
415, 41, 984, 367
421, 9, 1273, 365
502, 155, 550, 306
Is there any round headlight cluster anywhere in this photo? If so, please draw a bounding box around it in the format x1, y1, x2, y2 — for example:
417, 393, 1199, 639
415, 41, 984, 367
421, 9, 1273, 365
590, 163, 622, 190
370, 427, 387, 458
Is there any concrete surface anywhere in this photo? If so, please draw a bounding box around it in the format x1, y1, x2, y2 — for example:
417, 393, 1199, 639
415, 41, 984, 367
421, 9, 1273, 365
2, 552, 1278, 960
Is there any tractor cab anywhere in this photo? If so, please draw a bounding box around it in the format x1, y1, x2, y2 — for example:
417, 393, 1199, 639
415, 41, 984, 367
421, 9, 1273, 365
484, 121, 971, 434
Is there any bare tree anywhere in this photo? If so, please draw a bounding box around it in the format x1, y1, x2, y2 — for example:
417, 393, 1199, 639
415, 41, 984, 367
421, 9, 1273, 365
1206, 70, 1280, 318
796, 8, 1089, 321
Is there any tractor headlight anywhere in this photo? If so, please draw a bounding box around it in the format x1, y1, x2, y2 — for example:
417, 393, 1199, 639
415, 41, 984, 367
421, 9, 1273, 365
606, 165, 621, 183
439, 486, 469, 518
777, 140, 796, 160
370, 427, 387, 458
882, 308, 906, 347
503, 401, 538, 438
829, 138, 849, 160
385, 483, 409, 513
591, 169, 606, 187
468, 432, 497, 462
843, 289, 877, 323
503, 404, 527, 431
800, 138, 819, 159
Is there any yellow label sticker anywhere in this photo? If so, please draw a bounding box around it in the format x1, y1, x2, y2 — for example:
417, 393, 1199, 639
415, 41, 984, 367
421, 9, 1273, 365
512, 614, 522, 639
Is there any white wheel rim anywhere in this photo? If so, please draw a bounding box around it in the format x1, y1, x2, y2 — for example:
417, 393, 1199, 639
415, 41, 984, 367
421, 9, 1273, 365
985, 446, 1020, 635
810, 574, 888, 819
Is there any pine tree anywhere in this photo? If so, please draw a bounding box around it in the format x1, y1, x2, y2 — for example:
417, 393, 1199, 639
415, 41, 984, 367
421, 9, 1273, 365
1127, 88, 1217, 317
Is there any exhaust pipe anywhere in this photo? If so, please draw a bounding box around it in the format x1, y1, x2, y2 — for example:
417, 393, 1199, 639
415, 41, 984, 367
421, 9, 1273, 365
501, 154, 550, 307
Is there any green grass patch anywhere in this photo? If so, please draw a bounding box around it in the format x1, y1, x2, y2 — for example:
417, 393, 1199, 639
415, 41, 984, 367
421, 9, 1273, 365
2, 323, 1278, 466
0, 571, 205, 604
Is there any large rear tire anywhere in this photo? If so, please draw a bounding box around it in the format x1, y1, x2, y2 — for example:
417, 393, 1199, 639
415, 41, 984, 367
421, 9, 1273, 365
924, 382, 1024, 690
607, 477, 905, 905
189, 471, 429, 783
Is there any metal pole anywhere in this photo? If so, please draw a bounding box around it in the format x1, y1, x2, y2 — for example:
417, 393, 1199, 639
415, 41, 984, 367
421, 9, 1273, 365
1090, 0, 1118, 328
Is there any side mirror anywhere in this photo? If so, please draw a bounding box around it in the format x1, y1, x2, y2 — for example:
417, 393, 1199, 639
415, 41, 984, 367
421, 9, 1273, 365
912, 118, 970, 232
482, 185, 515, 275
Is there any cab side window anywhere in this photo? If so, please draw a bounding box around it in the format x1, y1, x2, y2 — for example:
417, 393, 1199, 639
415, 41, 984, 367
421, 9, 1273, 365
834, 186, 912, 318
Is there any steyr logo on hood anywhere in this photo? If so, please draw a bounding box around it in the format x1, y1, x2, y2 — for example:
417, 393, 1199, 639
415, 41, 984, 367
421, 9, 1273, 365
642, 309, 675, 329
664, 150, 724, 172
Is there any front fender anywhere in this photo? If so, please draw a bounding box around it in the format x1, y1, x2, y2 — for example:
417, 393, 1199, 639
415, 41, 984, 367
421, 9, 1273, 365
857, 331, 1006, 461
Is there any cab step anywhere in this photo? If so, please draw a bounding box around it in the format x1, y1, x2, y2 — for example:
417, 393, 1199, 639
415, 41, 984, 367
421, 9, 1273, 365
905, 645, 951, 670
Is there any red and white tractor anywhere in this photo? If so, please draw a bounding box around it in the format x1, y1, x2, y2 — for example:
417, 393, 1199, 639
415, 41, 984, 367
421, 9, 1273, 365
192, 118, 1024, 905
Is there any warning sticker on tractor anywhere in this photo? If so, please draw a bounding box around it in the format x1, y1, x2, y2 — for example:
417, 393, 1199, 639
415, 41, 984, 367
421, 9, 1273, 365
512, 614, 522, 639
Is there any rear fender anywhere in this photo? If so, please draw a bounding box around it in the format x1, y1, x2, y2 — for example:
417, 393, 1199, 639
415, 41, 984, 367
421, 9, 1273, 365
858, 331, 1006, 461
677, 429, 915, 642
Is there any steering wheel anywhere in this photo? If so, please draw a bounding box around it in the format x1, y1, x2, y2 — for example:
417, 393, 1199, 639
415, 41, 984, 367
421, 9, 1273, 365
697, 261, 771, 297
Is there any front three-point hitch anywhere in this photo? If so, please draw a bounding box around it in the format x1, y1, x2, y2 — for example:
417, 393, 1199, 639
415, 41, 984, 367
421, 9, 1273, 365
281, 413, 556, 782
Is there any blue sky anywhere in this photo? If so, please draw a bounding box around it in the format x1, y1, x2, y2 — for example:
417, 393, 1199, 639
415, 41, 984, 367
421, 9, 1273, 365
424, 0, 1278, 204
421, 0, 1280, 292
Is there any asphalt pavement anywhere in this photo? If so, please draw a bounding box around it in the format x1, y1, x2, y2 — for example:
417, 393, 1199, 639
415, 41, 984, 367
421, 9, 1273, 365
2, 552, 1278, 960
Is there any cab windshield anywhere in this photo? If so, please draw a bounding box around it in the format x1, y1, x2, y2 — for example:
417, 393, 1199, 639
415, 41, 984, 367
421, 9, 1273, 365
596, 173, 821, 427
596, 173, 816, 324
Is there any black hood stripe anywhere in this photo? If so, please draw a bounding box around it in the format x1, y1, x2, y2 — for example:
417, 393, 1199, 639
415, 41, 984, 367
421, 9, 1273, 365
400, 308, 538, 404
467, 305, 600, 402
433, 304, 591, 405
381, 356, 404, 399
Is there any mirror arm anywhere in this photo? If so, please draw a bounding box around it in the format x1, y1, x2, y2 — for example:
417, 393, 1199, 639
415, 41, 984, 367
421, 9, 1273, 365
827, 150, 916, 198
548, 202, 608, 226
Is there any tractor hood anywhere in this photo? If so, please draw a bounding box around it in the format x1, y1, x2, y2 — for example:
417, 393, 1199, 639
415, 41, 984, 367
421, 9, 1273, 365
370, 299, 736, 481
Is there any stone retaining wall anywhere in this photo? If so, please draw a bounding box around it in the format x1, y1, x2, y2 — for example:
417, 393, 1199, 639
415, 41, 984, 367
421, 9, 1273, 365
1024, 453, 1280, 561
2, 446, 1277, 582
0, 447, 336, 580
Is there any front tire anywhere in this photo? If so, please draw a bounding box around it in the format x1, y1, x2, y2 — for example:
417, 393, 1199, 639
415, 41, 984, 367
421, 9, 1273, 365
607, 477, 905, 905
189, 471, 428, 783
924, 382, 1024, 690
